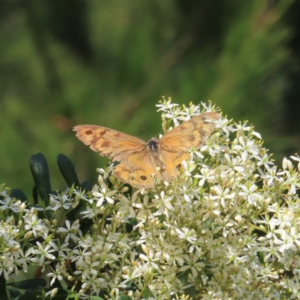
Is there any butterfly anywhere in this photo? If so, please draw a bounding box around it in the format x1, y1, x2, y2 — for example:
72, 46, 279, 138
73, 112, 219, 188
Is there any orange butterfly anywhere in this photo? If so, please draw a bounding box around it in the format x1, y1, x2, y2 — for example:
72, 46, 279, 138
73, 112, 219, 188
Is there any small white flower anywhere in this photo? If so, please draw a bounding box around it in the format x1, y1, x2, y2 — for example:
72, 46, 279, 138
179, 252, 205, 277
93, 184, 117, 206
0, 197, 21, 213
47, 264, 64, 286
58, 220, 81, 242
48, 193, 73, 211
23, 214, 48, 237
175, 228, 197, 244
31, 241, 56, 265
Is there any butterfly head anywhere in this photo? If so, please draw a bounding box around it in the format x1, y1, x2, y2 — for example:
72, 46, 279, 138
147, 138, 159, 152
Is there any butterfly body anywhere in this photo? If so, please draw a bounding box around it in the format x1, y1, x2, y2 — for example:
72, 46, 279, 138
146, 138, 166, 169
74, 112, 219, 188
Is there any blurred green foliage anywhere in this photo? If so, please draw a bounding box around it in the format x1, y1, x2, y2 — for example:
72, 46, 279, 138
1, 0, 300, 197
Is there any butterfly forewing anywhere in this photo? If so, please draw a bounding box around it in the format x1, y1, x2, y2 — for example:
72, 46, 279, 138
73, 125, 147, 161
160, 112, 219, 150
158, 112, 219, 179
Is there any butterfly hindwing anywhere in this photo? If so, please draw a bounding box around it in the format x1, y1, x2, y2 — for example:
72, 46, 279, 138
113, 153, 159, 188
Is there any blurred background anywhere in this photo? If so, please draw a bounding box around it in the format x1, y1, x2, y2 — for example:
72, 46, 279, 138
1, 0, 300, 197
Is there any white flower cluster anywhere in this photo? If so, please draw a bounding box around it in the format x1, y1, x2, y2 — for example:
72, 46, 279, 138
1, 98, 300, 299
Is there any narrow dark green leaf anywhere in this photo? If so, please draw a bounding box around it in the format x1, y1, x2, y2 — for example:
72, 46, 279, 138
80, 180, 94, 191
30, 153, 52, 206
8, 278, 46, 289
11, 189, 28, 202
0, 274, 8, 300
57, 154, 80, 187
7, 288, 20, 299
119, 295, 132, 300
15, 289, 42, 300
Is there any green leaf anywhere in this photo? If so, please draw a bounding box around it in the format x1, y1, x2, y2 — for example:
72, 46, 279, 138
15, 289, 42, 300
8, 278, 47, 289
30, 153, 52, 206
119, 295, 132, 300
11, 189, 28, 202
80, 180, 94, 191
0, 274, 8, 300
57, 154, 80, 188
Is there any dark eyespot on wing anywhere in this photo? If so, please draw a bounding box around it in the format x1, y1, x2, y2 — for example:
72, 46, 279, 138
85, 130, 94, 135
